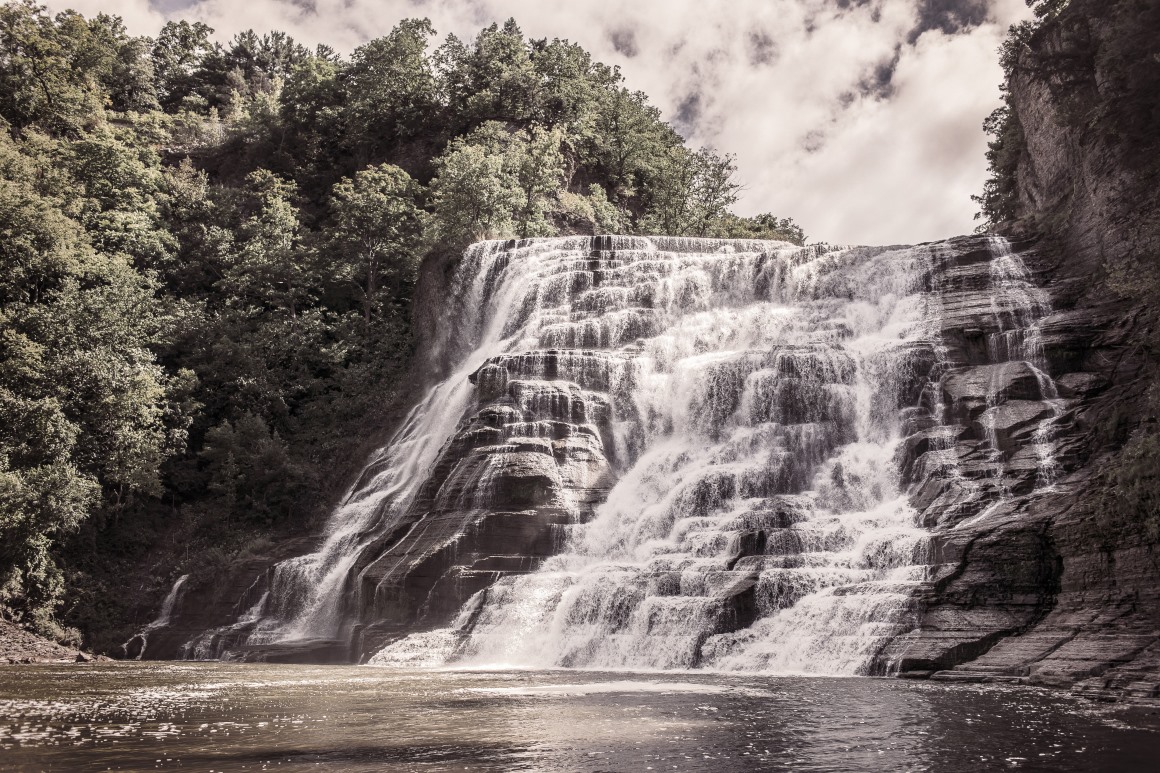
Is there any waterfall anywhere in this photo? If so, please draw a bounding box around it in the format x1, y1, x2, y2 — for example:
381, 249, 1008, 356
184, 239, 545, 657
180, 234, 1067, 673
980, 236, 1066, 497
364, 236, 941, 673
123, 574, 189, 659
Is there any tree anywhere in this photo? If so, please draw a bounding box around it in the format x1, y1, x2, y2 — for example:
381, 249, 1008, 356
151, 20, 215, 111
343, 19, 441, 162
0, 2, 112, 135
430, 129, 520, 244
0, 168, 178, 628
638, 147, 740, 236
220, 170, 311, 319
428, 122, 566, 242
278, 53, 344, 184
584, 86, 682, 205
324, 164, 429, 325
720, 213, 807, 245
63, 127, 170, 265
512, 125, 566, 237
972, 103, 1024, 229
89, 14, 158, 113
462, 19, 539, 125
529, 38, 612, 132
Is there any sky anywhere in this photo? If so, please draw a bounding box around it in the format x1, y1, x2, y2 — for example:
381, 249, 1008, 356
45, 0, 1032, 246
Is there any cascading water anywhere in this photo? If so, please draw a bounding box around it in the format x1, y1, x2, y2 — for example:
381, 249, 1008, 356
980, 236, 1066, 495
184, 238, 561, 658
180, 234, 1069, 673
364, 236, 942, 673
124, 574, 189, 659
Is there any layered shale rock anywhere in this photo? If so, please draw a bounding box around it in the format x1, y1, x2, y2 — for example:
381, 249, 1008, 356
369, 236, 945, 671
873, 0, 1160, 700
879, 240, 1160, 699
131, 222, 1157, 704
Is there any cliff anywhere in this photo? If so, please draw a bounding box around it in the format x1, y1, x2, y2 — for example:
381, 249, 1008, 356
883, 0, 1160, 700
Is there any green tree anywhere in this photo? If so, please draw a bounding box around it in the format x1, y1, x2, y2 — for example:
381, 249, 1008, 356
430, 129, 520, 244
512, 125, 566, 237
88, 13, 158, 113
719, 213, 806, 245
638, 147, 740, 236
200, 412, 314, 527
584, 86, 681, 205
220, 170, 311, 319
278, 53, 344, 185
151, 20, 215, 112
62, 127, 171, 265
0, 2, 113, 135
0, 168, 178, 627
463, 19, 539, 125
343, 19, 441, 163
324, 164, 430, 324
529, 38, 613, 132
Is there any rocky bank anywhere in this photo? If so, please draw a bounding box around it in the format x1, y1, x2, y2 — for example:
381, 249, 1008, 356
0, 619, 102, 665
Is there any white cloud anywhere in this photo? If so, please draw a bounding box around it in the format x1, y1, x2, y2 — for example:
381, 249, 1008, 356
44, 0, 1031, 244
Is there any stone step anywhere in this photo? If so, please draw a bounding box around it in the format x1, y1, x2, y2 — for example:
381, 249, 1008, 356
930, 670, 1028, 684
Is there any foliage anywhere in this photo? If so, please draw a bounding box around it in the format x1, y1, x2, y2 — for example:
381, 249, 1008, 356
0, 134, 179, 626
637, 148, 741, 237
324, 163, 430, 323
0, 1, 803, 646
719, 213, 807, 245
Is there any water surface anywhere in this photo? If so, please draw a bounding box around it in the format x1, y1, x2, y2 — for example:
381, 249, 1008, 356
1, 663, 1156, 771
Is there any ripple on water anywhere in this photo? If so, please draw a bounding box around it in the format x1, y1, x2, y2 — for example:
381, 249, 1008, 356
0, 663, 1157, 772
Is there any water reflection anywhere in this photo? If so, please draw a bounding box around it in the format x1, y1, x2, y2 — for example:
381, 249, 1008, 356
0, 663, 1155, 771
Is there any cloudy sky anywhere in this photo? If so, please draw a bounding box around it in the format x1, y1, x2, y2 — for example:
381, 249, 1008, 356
47, 0, 1031, 245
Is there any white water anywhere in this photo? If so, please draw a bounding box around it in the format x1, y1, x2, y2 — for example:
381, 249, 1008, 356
186, 239, 560, 656
182, 235, 1064, 674
152, 575, 189, 629
126, 574, 189, 659
984, 236, 1066, 494
171, 234, 1067, 673
367, 237, 941, 674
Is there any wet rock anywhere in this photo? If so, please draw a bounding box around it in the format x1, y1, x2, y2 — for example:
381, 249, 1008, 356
714, 573, 760, 634
1055, 371, 1108, 398
174, 218, 1159, 691
0, 619, 91, 665
941, 362, 1045, 423
971, 400, 1054, 453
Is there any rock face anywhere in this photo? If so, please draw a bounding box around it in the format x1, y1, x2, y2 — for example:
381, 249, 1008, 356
1, 619, 98, 664
347, 365, 617, 657
877, 236, 1159, 698
875, 0, 1160, 701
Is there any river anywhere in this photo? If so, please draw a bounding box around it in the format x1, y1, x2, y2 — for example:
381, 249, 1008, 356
1, 663, 1156, 771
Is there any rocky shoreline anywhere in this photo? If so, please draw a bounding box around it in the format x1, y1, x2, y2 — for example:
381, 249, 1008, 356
0, 619, 107, 665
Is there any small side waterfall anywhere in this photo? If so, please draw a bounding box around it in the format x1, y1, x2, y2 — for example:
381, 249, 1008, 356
954, 238, 1067, 528
123, 574, 189, 660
